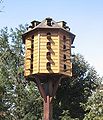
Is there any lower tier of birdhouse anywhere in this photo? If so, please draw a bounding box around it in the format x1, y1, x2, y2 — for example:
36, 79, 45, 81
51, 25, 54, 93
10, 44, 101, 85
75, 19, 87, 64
25, 73, 72, 83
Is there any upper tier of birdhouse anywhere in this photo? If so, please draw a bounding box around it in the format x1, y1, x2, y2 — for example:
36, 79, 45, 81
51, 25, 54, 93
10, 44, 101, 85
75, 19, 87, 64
22, 18, 75, 79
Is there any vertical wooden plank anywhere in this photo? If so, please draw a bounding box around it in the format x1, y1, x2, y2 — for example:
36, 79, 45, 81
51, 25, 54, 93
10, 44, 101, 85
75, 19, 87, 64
25, 38, 32, 76
33, 35, 38, 74
38, 34, 40, 73
58, 33, 60, 73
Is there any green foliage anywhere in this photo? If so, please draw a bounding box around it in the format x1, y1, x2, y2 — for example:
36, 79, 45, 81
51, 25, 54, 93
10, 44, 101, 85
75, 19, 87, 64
53, 54, 101, 120
0, 26, 42, 120
0, 27, 14, 119
83, 85, 103, 120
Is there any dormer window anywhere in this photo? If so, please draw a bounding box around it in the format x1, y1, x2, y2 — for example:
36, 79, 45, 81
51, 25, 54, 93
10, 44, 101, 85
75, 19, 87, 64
46, 18, 52, 26
47, 21, 51, 26
31, 20, 40, 28
63, 21, 67, 28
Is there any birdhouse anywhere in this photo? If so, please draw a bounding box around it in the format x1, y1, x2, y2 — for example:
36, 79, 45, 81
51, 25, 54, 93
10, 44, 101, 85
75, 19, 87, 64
22, 18, 75, 79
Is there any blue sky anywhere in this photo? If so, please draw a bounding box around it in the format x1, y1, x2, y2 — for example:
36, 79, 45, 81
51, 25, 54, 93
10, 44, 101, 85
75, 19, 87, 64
0, 0, 103, 77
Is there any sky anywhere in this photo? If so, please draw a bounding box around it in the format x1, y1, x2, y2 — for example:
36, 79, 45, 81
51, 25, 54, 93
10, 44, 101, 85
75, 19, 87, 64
0, 0, 103, 77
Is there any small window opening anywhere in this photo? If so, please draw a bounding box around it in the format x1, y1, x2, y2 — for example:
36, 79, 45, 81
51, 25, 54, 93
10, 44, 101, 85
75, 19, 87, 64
31, 63, 33, 69
64, 64, 66, 70
63, 45, 66, 50
31, 43, 34, 48
46, 52, 51, 59
63, 36, 66, 42
32, 35, 34, 39
30, 63, 33, 74
47, 42, 51, 45
47, 32, 51, 39
31, 35, 34, 49
47, 32, 51, 35
47, 62, 51, 70
31, 54, 33, 59
63, 54, 66, 60
47, 42, 51, 49
47, 52, 51, 56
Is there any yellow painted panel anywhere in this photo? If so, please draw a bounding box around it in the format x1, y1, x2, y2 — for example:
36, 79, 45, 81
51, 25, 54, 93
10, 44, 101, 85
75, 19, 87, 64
26, 39, 32, 43
26, 49, 32, 52
26, 42, 31, 45
60, 62, 71, 66
40, 53, 59, 56
34, 51, 38, 53
39, 59, 59, 62
25, 66, 30, 70
40, 41, 58, 44
33, 54, 38, 56
33, 60, 38, 62
25, 56, 31, 59
33, 62, 38, 65
34, 47, 38, 49
25, 63, 31, 67
25, 62, 31, 65
25, 59, 31, 63
40, 43, 58, 48
26, 54, 31, 57
34, 45, 38, 48
33, 58, 38, 61
40, 69, 59, 73
25, 61, 31, 65
39, 50, 58, 54
33, 59, 38, 61
25, 72, 30, 76
26, 55, 31, 58
39, 63, 59, 67
26, 45, 31, 49
33, 59, 38, 62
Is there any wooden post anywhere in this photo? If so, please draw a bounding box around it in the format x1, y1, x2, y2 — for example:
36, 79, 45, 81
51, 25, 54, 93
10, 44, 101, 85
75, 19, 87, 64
43, 96, 52, 120
34, 75, 64, 120
43, 79, 53, 120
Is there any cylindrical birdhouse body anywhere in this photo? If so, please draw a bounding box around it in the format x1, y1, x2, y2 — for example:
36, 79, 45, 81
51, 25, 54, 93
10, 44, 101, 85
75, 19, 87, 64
22, 18, 75, 80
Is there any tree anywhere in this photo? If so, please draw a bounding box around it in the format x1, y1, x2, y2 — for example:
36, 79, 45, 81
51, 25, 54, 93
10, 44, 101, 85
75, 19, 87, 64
0, 27, 14, 119
53, 54, 101, 120
0, 26, 43, 120
83, 84, 103, 120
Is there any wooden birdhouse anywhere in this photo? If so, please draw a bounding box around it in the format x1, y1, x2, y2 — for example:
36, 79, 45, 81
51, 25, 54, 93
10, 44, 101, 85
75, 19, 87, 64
22, 18, 75, 79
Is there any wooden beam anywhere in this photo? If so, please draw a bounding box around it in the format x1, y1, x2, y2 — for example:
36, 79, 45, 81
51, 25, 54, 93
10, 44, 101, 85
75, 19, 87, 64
34, 76, 47, 102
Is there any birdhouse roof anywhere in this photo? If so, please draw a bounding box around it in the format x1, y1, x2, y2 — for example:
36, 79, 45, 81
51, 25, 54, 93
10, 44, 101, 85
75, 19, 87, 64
22, 18, 75, 44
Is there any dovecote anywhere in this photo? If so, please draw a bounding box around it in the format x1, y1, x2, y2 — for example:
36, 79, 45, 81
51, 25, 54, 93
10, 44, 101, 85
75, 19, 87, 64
22, 18, 75, 78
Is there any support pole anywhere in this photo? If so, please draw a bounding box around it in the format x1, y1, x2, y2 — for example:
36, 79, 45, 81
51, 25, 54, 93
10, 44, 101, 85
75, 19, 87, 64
44, 96, 52, 120
34, 75, 64, 120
